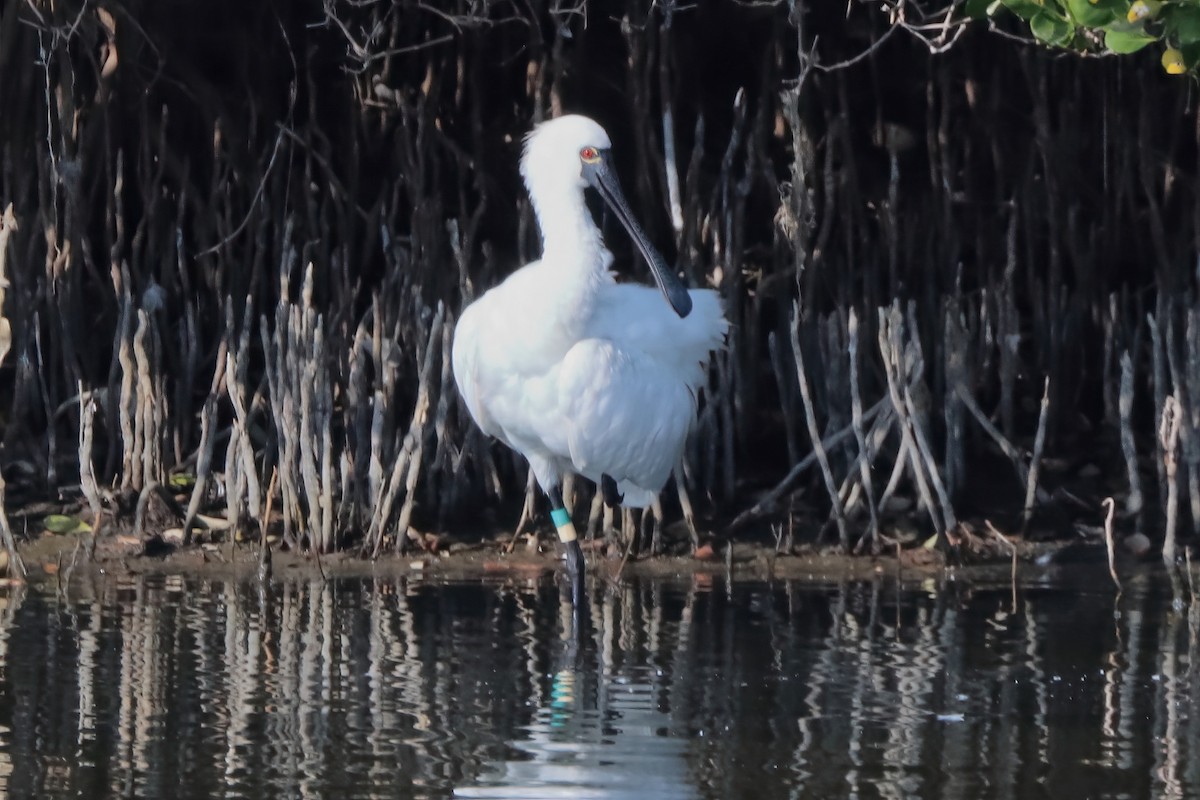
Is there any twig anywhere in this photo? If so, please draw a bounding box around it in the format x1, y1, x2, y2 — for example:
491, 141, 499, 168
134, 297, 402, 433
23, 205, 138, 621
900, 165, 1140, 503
727, 397, 886, 530
0, 472, 26, 580
1022, 377, 1051, 527
789, 302, 849, 548
1118, 351, 1143, 521
1101, 497, 1121, 592
984, 520, 1018, 614
1161, 395, 1182, 568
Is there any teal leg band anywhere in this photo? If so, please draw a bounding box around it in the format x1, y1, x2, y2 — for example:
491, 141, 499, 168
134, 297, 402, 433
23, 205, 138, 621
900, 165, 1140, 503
551, 507, 577, 543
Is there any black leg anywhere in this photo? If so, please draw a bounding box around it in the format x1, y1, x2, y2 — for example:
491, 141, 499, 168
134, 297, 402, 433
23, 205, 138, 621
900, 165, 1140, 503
547, 486, 586, 609
601, 473, 624, 508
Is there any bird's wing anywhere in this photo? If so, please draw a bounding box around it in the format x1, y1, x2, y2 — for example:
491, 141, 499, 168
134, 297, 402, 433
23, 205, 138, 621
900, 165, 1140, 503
556, 339, 696, 504
451, 300, 510, 446
583, 284, 728, 393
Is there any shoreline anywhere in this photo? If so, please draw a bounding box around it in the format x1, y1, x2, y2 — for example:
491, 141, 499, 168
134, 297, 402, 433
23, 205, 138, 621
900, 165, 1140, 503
3, 529, 1109, 589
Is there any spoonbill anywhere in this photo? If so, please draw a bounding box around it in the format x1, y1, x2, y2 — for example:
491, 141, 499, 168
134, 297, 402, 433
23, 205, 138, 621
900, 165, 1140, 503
452, 114, 727, 602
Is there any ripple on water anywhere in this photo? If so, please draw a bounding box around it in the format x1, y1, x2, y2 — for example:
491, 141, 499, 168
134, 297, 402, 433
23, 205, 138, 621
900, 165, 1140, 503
0, 570, 1195, 799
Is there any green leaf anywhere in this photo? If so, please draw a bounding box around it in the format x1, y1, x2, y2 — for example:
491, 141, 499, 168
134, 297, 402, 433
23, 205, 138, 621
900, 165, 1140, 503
1031, 11, 1075, 44
1166, 6, 1200, 46
1064, 0, 1117, 27
169, 472, 196, 490
42, 514, 92, 534
1000, 0, 1046, 22
963, 0, 1001, 19
1104, 27, 1158, 53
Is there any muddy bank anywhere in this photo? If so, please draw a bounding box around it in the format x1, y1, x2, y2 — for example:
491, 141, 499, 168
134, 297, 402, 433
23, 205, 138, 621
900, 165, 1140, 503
5, 525, 1111, 590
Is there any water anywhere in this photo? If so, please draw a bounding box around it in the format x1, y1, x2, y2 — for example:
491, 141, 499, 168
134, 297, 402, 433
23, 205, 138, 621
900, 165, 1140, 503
0, 567, 1197, 799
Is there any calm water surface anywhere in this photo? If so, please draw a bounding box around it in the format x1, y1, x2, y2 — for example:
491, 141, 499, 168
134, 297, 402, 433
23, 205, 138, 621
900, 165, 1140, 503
0, 567, 1197, 799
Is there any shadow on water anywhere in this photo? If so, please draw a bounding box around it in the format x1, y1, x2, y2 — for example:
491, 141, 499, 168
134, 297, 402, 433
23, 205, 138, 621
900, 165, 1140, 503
0, 567, 1198, 799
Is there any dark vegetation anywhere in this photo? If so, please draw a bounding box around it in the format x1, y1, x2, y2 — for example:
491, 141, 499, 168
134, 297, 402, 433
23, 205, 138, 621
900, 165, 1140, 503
0, 0, 1195, 571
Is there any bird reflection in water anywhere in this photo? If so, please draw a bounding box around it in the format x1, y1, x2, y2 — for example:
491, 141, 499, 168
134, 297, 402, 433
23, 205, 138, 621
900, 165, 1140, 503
454, 592, 696, 800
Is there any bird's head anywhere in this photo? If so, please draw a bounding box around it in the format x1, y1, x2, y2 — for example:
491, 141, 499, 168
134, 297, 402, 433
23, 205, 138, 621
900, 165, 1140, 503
519, 114, 692, 318
520, 114, 613, 192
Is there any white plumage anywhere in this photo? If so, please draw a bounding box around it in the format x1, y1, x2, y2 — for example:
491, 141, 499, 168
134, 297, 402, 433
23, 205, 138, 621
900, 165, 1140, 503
452, 114, 727, 509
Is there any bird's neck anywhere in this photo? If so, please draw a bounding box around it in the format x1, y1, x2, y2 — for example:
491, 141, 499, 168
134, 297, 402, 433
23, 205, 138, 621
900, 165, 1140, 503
533, 188, 611, 273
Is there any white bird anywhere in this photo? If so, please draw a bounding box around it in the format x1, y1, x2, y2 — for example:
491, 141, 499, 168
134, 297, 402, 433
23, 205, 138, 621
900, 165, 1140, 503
452, 114, 727, 598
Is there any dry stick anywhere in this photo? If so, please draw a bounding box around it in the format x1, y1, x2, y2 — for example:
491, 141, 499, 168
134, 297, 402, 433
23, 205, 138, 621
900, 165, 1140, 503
181, 327, 230, 544
879, 310, 943, 537
903, 381, 957, 534
0, 472, 26, 580
32, 316, 57, 487
1149, 311, 1169, 518
1161, 395, 1182, 569
984, 520, 1019, 613
0, 203, 14, 364
562, 473, 577, 521
1184, 309, 1200, 536
511, 468, 539, 544
262, 467, 278, 542
430, 306, 457, 522
133, 311, 160, 487
1022, 377, 1051, 528
367, 417, 414, 555
823, 425, 878, 534
659, 0, 684, 236
366, 299, 387, 514
319, 402, 335, 552
942, 306, 966, 499
649, 497, 664, 555
131, 482, 184, 541
768, 331, 800, 466
674, 465, 702, 553
228, 320, 262, 526
223, 407, 245, 536
78, 389, 102, 529
586, 490, 604, 548
395, 367, 438, 554
789, 303, 849, 549
391, 307, 444, 551
297, 311, 326, 549
1101, 497, 1121, 592
621, 508, 637, 559
1164, 312, 1200, 540
182, 396, 218, 546
821, 320, 850, 442
954, 383, 1052, 504
603, 503, 617, 552
1118, 351, 1144, 522
826, 407, 895, 547
369, 304, 443, 556
116, 297, 136, 487
999, 206, 1020, 438
727, 398, 887, 531
877, 431, 913, 514
262, 313, 296, 549
346, 317, 372, 527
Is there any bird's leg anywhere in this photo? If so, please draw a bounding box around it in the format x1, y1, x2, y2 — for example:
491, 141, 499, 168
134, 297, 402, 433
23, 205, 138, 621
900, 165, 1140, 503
600, 473, 624, 508
547, 486, 585, 608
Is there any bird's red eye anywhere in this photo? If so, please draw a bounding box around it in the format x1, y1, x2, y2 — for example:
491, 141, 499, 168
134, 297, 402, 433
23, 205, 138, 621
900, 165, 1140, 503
580, 146, 599, 162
